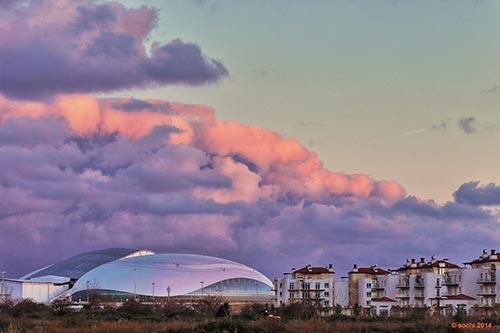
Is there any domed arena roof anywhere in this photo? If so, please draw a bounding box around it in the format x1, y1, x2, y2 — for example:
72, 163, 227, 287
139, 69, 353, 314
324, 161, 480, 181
69, 252, 273, 300
22, 248, 154, 280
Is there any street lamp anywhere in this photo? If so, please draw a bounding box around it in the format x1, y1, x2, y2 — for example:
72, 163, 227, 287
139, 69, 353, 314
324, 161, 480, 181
152, 282, 155, 303
133, 268, 137, 301
167, 286, 171, 304
0, 271, 5, 303
200, 281, 204, 297
86, 280, 90, 304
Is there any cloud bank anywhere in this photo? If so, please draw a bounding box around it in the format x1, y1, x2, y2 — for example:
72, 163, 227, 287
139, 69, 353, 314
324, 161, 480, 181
0, 0, 498, 278
0, 0, 228, 99
0, 94, 498, 277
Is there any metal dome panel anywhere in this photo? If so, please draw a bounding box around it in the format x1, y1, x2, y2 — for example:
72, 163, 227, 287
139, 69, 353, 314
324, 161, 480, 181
70, 253, 273, 298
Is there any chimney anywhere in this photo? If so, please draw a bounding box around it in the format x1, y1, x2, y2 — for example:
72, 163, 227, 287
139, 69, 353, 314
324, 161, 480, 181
411, 258, 416, 264
431, 255, 436, 263
352, 264, 358, 272
443, 258, 449, 262
328, 263, 334, 271
420, 257, 425, 263
292, 267, 296, 272
307, 264, 312, 272
406, 258, 411, 266
483, 249, 489, 257
491, 249, 496, 255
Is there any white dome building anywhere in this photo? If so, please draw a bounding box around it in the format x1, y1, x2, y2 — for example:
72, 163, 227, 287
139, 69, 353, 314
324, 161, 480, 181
20, 248, 274, 304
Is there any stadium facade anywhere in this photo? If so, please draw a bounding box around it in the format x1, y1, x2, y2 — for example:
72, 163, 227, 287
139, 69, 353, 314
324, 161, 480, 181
0, 248, 274, 304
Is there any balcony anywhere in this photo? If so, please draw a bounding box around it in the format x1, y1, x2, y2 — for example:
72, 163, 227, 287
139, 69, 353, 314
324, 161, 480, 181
372, 282, 385, 290
395, 294, 410, 299
396, 281, 410, 288
414, 279, 425, 288
477, 291, 497, 297
477, 277, 496, 284
414, 294, 425, 299
442, 277, 459, 286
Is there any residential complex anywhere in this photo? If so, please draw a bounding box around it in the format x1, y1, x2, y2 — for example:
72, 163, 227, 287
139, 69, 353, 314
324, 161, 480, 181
274, 249, 499, 316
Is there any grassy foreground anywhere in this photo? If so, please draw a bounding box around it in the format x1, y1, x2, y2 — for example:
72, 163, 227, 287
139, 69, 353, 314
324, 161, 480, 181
0, 300, 498, 333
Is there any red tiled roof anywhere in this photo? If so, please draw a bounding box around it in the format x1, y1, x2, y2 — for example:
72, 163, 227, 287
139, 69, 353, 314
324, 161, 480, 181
445, 294, 476, 301
371, 297, 396, 303
464, 252, 500, 265
294, 266, 332, 274
348, 267, 390, 275
426, 260, 459, 269
395, 260, 459, 271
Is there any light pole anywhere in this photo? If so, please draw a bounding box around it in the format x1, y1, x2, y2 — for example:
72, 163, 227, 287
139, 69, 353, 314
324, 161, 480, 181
167, 286, 170, 304
200, 281, 204, 298
133, 268, 137, 301
0, 271, 5, 303
152, 282, 155, 303
86, 280, 90, 304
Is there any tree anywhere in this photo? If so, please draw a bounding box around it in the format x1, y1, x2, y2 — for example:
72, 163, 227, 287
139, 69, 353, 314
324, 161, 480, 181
196, 296, 224, 318
353, 303, 361, 317
52, 297, 72, 316
216, 302, 230, 318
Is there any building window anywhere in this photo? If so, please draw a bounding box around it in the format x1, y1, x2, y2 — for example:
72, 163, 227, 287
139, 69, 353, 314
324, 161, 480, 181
279, 292, 282, 297
324, 282, 329, 288
367, 292, 371, 297
304, 283, 310, 290
367, 283, 372, 288
324, 291, 329, 297
289, 282, 294, 290
324, 300, 329, 306
315, 282, 321, 290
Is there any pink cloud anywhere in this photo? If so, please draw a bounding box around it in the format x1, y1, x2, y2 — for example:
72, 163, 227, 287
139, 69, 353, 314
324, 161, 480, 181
0, 93, 497, 278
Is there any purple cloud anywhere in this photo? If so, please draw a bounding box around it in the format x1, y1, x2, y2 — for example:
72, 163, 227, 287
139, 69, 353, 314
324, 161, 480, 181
0, 0, 228, 100
0, 96, 498, 278
454, 181, 500, 206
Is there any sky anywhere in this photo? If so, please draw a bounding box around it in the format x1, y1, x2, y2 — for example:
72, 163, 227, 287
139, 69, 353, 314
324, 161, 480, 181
0, 0, 498, 278
119, 0, 500, 203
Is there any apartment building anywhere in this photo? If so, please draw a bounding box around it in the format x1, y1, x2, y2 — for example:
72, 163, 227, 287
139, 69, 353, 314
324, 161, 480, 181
347, 264, 391, 311
359, 250, 498, 316
274, 264, 335, 308
394, 257, 461, 311
464, 249, 499, 308
275, 249, 498, 317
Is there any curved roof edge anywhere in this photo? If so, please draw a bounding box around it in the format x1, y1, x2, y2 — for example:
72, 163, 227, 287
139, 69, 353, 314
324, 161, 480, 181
69, 253, 273, 297
23, 248, 154, 280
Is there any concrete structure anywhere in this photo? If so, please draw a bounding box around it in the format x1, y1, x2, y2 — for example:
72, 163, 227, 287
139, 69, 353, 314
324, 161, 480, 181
274, 264, 335, 309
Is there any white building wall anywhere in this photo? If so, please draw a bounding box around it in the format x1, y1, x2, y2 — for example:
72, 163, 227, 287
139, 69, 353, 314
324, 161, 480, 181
385, 275, 398, 299
358, 278, 373, 308
335, 280, 349, 308
3, 280, 68, 304
460, 268, 480, 298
